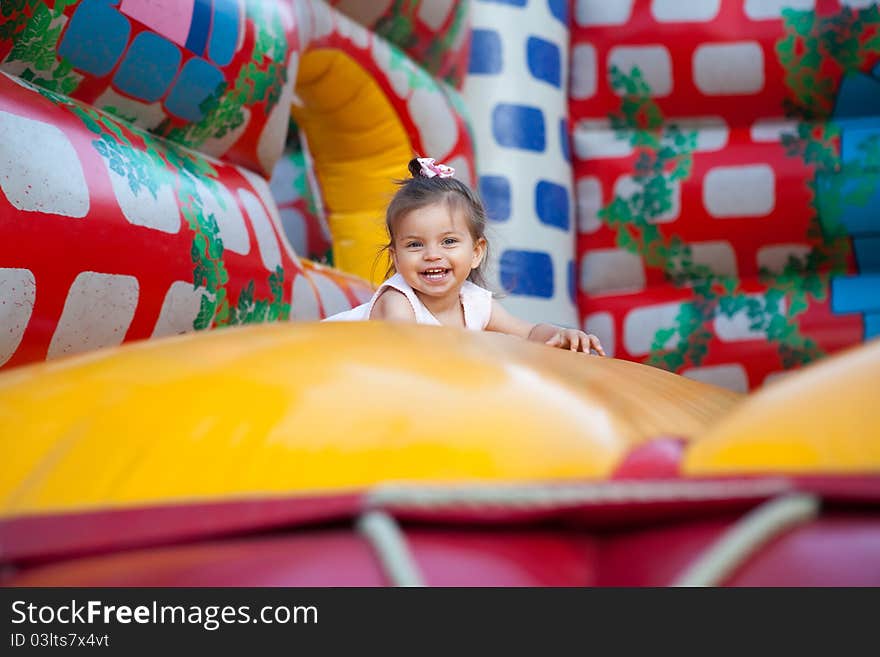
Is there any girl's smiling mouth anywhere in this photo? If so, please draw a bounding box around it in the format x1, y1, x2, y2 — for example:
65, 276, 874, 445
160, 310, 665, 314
420, 268, 450, 282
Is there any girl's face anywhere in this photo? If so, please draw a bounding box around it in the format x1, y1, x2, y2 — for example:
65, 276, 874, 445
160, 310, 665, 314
390, 202, 486, 301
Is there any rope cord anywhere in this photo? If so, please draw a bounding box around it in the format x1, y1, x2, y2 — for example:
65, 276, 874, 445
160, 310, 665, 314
356, 510, 425, 587
672, 493, 820, 587
366, 478, 793, 510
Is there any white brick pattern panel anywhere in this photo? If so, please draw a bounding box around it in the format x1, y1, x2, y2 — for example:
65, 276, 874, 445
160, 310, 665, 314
757, 244, 812, 274
614, 174, 681, 223
48, 272, 139, 359
573, 119, 635, 160
575, 0, 635, 26
693, 42, 765, 95
291, 274, 321, 320
581, 249, 646, 296
651, 0, 721, 22
418, 0, 455, 32
308, 271, 352, 317
744, 0, 816, 21
258, 54, 300, 178
750, 117, 799, 142
107, 162, 180, 234
608, 45, 674, 97
623, 301, 685, 355
703, 164, 775, 218
714, 293, 787, 341
576, 176, 603, 234
690, 240, 739, 278
583, 311, 615, 357
238, 167, 301, 265
571, 44, 598, 100
0, 268, 36, 367
0, 110, 89, 217
239, 189, 282, 272
196, 180, 250, 255
682, 363, 749, 392
151, 281, 209, 338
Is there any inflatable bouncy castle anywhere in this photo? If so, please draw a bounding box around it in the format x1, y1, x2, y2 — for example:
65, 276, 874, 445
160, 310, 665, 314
1, 1, 879, 586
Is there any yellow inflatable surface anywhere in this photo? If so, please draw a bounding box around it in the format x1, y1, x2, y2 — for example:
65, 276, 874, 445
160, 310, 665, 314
0, 322, 739, 519
685, 338, 880, 474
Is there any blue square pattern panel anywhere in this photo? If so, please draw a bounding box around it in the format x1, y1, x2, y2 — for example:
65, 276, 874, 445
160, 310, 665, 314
500, 250, 554, 298
469, 29, 503, 75
839, 117, 880, 167
831, 274, 880, 314
58, 0, 131, 77
165, 58, 225, 122
479, 175, 511, 222
535, 180, 569, 230
816, 171, 880, 236
492, 104, 546, 151
833, 73, 880, 119
839, 175, 880, 236
854, 236, 880, 273
113, 32, 181, 103
185, 0, 213, 57
526, 36, 561, 88
208, 0, 241, 67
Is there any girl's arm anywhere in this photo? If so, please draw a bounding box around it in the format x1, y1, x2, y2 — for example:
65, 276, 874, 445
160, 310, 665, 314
485, 299, 535, 338
486, 299, 606, 355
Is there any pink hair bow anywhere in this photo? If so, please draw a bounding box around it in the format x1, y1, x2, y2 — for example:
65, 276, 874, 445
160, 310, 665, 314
417, 157, 455, 178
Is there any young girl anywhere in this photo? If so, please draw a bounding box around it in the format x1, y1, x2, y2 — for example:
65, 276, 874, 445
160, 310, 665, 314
325, 157, 606, 355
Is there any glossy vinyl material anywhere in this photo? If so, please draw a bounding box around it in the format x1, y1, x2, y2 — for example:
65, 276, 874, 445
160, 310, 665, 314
0, 322, 741, 519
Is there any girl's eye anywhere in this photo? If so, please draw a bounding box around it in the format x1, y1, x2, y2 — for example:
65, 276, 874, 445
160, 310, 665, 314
406, 241, 422, 248
442, 238, 458, 246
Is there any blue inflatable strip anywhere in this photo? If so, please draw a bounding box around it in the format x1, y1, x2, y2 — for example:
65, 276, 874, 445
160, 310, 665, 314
831, 274, 880, 314
500, 250, 554, 298
832, 72, 880, 119
854, 236, 880, 273
209, 0, 239, 66
479, 0, 527, 6
186, 0, 212, 57
865, 313, 880, 339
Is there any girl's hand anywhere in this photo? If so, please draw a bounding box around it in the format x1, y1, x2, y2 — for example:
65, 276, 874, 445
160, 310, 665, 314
545, 329, 606, 356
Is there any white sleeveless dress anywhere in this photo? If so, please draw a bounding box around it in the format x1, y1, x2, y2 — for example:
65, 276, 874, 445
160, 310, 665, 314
323, 273, 493, 330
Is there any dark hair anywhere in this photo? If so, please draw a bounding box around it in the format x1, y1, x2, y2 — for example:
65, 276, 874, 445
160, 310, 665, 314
377, 157, 491, 288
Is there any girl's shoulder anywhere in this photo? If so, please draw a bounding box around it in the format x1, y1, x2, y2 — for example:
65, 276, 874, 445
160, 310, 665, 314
371, 285, 415, 321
